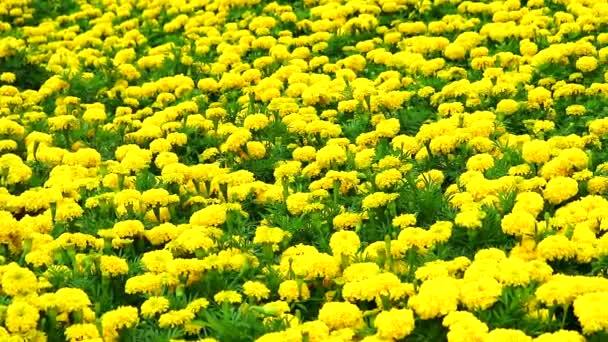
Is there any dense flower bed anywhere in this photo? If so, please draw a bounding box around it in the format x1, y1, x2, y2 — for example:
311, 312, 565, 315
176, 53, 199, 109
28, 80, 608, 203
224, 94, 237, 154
1, 0, 608, 341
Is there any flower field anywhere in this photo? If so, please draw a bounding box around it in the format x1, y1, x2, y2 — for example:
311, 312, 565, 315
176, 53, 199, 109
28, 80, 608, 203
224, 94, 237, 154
2, 0, 608, 341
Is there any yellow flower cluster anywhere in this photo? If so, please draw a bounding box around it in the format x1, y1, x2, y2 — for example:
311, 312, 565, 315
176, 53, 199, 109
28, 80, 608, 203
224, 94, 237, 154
0, 0, 608, 340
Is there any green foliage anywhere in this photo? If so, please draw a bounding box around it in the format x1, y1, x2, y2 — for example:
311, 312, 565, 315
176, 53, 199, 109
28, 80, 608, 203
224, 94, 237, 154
29, 0, 80, 24
0, 52, 50, 90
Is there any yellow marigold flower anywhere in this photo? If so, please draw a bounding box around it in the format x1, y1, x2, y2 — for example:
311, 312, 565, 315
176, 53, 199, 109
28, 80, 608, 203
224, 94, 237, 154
588, 176, 608, 195
274, 161, 302, 182
0, 154, 32, 184
4, 301, 39, 333
374, 308, 415, 340
519, 40, 538, 56
54, 198, 84, 222
253, 225, 289, 248
498, 258, 531, 286
47, 114, 78, 131
222, 128, 252, 153
112, 220, 145, 238
256, 329, 302, 342
332, 212, 363, 230
243, 114, 270, 131
589, 118, 608, 136
575, 56, 598, 72
159, 309, 195, 328
298, 320, 329, 342
246, 141, 266, 159
566, 104, 586, 116
557, 148, 588, 170
466, 153, 494, 172
329, 230, 360, 258
392, 214, 417, 229
113, 48, 136, 66
1, 263, 38, 296
65, 323, 101, 341
536, 235, 576, 261
161, 162, 191, 184
354, 148, 375, 169
101, 306, 139, 341
496, 99, 520, 115
55, 287, 92, 313
375, 168, 402, 189
243, 281, 270, 301
343, 263, 381, 282
196, 148, 218, 162
460, 276, 502, 310
444, 43, 466, 60
443, 311, 489, 342
409, 277, 460, 319
0, 139, 17, 152
214, 290, 242, 304
527, 87, 553, 110
392, 134, 419, 156
144, 223, 185, 246
286, 192, 311, 216
375, 118, 400, 138
292, 146, 316, 162
438, 102, 464, 117
531, 120, 555, 136
429, 135, 459, 155
171, 227, 217, 254
573, 169, 593, 182
100, 255, 129, 277
416, 261, 449, 281
338, 99, 359, 113
142, 188, 177, 208
537, 276, 589, 306
140, 296, 170, 319
543, 176, 578, 204
486, 328, 532, 342
166, 132, 187, 147
525, 260, 553, 284
430, 221, 453, 242
341, 54, 367, 72
501, 211, 536, 237
455, 209, 485, 230
398, 227, 437, 249
278, 280, 310, 302
155, 152, 179, 169
141, 249, 173, 273
318, 302, 363, 330
186, 298, 210, 314
0, 72, 16, 83
362, 192, 399, 209
513, 192, 544, 217
279, 252, 339, 282
197, 78, 219, 92
522, 140, 550, 164
125, 273, 165, 295
82, 103, 107, 124
534, 330, 585, 342
316, 144, 347, 169
190, 204, 227, 226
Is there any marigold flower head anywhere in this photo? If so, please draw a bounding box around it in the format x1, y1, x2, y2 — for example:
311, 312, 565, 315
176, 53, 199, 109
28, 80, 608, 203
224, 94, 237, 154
318, 302, 363, 330
101, 306, 139, 340
374, 308, 415, 340
278, 280, 310, 302
141, 296, 170, 319
4, 301, 39, 333
214, 290, 242, 304
243, 281, 270, 301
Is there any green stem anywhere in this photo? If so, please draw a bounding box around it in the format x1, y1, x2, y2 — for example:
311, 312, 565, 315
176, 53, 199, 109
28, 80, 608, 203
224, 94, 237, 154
560, 303, 569, 329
